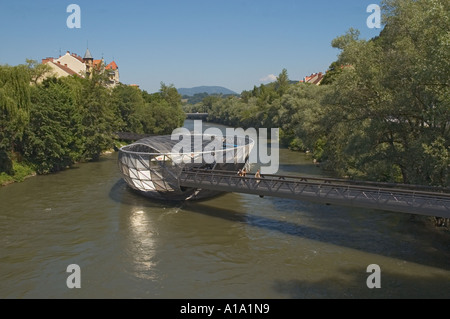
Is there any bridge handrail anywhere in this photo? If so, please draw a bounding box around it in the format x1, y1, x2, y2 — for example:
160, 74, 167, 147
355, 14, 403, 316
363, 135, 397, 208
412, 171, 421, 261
189, 168, 449, 193
181, 170, 450, 199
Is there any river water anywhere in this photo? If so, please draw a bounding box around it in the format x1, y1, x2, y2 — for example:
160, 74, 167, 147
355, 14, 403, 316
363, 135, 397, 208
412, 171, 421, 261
1, 120, 449, 298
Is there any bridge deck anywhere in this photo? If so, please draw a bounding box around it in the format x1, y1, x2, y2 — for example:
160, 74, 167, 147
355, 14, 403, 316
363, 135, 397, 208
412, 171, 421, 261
185, 113, 209, 120
179, 170, 450, 218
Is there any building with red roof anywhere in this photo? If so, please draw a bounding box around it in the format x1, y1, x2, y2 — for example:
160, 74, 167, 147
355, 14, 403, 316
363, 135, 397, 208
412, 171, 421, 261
41, 48, 119, 87
300, 72, 324, 85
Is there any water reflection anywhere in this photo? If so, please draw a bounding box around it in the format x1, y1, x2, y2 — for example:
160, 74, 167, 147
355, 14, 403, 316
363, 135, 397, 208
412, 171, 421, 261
127, 208, 158, 280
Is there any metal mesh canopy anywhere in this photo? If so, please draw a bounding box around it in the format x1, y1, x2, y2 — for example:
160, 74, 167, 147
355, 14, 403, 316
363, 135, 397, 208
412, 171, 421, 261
118, 134, 254, 200
120, 134, 252, 155
120, 135, 215, 154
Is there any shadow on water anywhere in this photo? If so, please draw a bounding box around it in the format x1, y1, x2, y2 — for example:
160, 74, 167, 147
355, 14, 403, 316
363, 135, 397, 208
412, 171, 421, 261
273, 266, 450, 299
109, 179, 183, 209
109, 178, 225, 208
110, 179, 450, 271
184, 202, 450, 273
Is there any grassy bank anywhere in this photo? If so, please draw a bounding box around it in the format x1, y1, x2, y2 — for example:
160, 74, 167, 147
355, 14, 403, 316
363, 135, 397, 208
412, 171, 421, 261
1, 140, 130, 187
0, 162, 36, 186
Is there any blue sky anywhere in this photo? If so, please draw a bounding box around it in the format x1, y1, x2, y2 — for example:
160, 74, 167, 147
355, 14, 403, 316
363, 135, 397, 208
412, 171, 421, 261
0, 0, 381, 93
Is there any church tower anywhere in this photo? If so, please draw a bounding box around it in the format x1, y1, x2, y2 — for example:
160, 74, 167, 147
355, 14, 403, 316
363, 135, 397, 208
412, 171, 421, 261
83, 48, 94, 77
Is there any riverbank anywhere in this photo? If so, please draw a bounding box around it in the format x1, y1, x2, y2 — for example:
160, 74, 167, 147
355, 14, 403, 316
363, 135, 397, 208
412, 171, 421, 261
0, 162, 36, 187
0, 146, 121, 188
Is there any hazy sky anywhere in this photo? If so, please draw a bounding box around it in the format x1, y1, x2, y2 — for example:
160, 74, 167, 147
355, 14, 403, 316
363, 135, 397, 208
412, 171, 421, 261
0, 0, 382, 93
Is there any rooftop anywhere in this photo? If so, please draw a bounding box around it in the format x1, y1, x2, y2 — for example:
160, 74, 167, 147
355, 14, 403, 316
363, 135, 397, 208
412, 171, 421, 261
83, 48, 93, 60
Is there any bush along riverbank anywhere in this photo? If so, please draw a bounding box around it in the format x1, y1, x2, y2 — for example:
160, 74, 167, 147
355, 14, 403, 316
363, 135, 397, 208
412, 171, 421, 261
0, 62, 185, 186
0, 140, 131, 187
0, 161, 36, 186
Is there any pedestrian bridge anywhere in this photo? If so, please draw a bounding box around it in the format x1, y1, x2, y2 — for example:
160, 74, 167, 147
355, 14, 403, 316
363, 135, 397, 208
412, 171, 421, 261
179, 169, 450, 219
186, 113, 208, 120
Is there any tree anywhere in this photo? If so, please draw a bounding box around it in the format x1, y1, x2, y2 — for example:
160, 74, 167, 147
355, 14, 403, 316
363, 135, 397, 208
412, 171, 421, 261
0, 65, 31, 174
331, 27, 360, 50
275, 68, 290, 96
78, 70, 115, 161
278, 83, 330, 155
111, 84, 146, 134
23, 78, 83, 173
140, 83, 185, 135
26, 59, 52, 85
321, 0, 449, 186
321, 61, 345, 85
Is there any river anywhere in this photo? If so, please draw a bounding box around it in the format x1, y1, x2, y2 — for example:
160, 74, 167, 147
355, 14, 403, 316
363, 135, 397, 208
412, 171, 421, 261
1, 120, 449, 298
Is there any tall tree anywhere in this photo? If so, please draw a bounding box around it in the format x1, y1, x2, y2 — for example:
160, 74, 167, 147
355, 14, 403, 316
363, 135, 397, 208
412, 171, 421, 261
78, 70, 115, 161
0, 65, 31, 174
26, 59, 52, 85
322, 0, 449, 186
275, 68, 290, 97
23, 78, 83, 173
111, 84, 146, 134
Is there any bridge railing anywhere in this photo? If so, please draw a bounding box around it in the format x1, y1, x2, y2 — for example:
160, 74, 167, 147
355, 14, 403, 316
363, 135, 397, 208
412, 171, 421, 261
187, 169, 450, 194
179, 169, 450, 218
185, 113, 209, 119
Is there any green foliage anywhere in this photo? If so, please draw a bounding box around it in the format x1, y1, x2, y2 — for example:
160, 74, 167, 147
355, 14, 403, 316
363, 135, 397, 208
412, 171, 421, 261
320, 61, 344, 85
321, 0, 450, 186
192, 0, 449, 187
2, 0, 447, 189
111, 84, 145, 134
11, 161, 35, 182
78, 72, 115, 161
288, 137, 305, 152
0, 161, 34, 185
275, 69, 290, 96
23, 78, 83, 173
331, 27, 361, 50
26, 59, 52, 84
205, 69, 292, 129
142, 83, 185, 134
0, 64, 31, 174
0, 62, 185, 179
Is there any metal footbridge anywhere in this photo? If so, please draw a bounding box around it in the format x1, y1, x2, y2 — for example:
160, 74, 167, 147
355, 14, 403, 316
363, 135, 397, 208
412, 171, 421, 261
179, 170, 450, 218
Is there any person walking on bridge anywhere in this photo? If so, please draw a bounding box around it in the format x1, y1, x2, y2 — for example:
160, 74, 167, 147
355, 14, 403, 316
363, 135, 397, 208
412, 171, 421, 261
255, 169, 261, 185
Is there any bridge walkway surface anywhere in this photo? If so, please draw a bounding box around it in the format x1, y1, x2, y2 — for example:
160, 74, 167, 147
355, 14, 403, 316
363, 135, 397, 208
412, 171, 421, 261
179, 169, 450, 218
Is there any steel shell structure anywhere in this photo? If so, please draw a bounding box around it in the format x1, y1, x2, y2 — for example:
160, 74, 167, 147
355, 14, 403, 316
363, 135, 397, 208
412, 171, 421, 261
118, 134, 254, 200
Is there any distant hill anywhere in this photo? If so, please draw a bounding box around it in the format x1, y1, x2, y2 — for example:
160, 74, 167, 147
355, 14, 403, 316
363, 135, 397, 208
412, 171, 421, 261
177, 86, 238, 96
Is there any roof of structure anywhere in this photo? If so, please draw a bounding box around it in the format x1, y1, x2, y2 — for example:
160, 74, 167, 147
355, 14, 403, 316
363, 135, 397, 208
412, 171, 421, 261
106, 61, 118, 70
121, 134, 253, 155
83, 48, 93, 59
